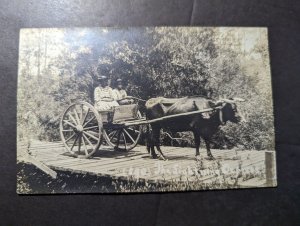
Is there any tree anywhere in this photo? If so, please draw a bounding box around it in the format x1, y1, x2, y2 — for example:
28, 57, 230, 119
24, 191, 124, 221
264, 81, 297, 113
17, 27, 275, 150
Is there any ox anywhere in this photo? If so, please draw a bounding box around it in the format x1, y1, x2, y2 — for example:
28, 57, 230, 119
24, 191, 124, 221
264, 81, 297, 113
145, 96, 244, 160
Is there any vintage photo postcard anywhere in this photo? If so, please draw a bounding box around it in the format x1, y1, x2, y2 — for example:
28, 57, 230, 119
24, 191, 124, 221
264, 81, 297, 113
17, 27, 276, 194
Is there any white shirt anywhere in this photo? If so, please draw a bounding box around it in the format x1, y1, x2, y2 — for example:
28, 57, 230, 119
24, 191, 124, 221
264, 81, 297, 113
94, 86, 119, 111
113, 89, 127, 100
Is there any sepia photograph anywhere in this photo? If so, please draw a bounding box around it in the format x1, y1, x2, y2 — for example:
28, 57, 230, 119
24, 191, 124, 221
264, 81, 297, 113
17, 27, 276, 194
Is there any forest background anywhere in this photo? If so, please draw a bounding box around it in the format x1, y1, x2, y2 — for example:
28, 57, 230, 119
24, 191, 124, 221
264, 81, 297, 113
17, 27, 274, 150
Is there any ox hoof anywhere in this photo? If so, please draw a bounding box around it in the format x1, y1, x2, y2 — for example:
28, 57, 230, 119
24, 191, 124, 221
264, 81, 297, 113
195, 155, 202, 161
159, 156, 168, 161
151, 154, 158, 159
205, 155, 215, 161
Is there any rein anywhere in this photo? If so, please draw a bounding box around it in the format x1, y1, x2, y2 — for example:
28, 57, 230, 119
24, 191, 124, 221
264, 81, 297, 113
120, 96, 147, 102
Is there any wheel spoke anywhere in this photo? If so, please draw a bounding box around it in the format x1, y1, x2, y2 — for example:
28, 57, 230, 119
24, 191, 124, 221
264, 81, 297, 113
82, 136, 88, 156
83, 133, 93, 147
70, 134, 79, 151
122, 132, 127, 149
123, 129, 136, 143
127, 127, 141, 134
102, 111, 142, 151
77, 134, 82, 154
63, 120, 77, 129
62, 129, 74, 132
67, 113, 78, 126
87, 130, 99, 136
81, 107, 90, 125
108, 130, 117, 139
116, 130, 121, 147
83, 125, 99, 131
73, 108, 81, 125
83, 115, 95, 127
65, 132, 76, 143
83, 131, 99, 141
80, 104, 83, 123
61, 103, 102, 157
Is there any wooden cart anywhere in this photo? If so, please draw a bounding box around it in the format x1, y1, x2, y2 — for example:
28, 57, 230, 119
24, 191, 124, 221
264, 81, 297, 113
59, 98, 220, 158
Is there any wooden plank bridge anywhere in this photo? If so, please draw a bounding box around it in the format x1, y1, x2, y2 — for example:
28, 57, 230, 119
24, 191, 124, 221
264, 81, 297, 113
17, 140, 277, 189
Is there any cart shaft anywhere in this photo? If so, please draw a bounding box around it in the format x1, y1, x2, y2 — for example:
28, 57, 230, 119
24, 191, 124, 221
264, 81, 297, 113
115, 106, 222, 127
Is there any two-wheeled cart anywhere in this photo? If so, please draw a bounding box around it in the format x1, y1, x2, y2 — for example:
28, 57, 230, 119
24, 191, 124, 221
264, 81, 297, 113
59, 98, 220, 158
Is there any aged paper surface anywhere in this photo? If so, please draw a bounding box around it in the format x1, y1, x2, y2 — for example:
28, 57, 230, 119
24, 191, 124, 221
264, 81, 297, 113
17, 27, 276, 194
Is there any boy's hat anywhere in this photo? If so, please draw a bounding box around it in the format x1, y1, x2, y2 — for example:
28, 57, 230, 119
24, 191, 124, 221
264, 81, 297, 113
97, 75, 108, 81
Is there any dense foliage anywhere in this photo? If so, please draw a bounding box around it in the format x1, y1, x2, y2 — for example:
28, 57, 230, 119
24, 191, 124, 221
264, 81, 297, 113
17, 27, 274, 150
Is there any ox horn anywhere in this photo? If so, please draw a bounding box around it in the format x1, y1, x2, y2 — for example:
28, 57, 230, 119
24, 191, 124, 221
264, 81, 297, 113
214, 99, 225, 105
220, 98, 235, 104
215, 97, 245, 106
232, 97, 245, 102
218, 98, 245, 103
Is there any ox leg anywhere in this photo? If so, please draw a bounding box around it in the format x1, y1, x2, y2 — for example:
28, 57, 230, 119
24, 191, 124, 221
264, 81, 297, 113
204, 139, 215, 160
156, 146, 166, 160
149, 125, 158, 159
145, 125, 151, 154
153, 127, 166, 160
150, 145, 158, 159
194, 132, 200, 156
149, 140, 158, 159
146, 142, 151, 154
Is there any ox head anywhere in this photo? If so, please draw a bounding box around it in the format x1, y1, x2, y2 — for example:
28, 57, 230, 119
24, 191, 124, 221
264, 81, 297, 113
215, 98, 245, 124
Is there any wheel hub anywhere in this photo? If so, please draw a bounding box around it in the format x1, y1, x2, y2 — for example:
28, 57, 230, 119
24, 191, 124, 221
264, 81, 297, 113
75, 125, 84, 133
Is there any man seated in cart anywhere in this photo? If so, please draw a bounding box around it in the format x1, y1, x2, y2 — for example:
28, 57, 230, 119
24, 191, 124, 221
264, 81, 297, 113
94, 75, 119, 111
113, 78, 134, 105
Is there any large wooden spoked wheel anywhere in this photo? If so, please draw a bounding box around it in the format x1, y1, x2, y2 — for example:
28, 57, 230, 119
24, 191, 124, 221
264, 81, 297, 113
103, 111, 142, 151
60, 101, 103, 158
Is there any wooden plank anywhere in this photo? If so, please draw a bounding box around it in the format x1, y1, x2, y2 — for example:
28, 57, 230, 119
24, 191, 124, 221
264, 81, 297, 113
44, 158, 86, 166
24, 140, 272, 187
19, 153, 57, 179
115, 149, 229, 182
150, 152, 265, 183
80, 147, 187, 172
68, 155, 146, 172
33, 156, 68, 163
29, 142, 64, 148
30, 143, 63, 147
63, 146, 183, 169
104, 156, 191, 180
52, 158, 105, 168
55, 155, 137, 169
149, 161, 208, 182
